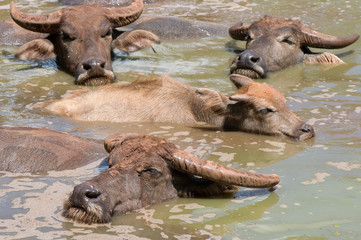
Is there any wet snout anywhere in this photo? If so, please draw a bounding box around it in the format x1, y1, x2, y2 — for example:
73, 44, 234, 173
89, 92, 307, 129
296, 123, 315, 141
75, 57, 115, 86
231, 50, 267, 78
82, 59, 106, 73
64, 181, 111, 224
70, 182, 101, 209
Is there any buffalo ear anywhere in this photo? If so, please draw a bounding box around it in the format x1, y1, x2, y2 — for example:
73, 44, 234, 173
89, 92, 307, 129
112, 30, 160, 54
15, 39, 55, 61
196, 88, 230, 115
104, 133, 140, 153
228, 21, 250, 41
229, 74, 254, 89
229, 94, 251, 102
303, 52, 344, 65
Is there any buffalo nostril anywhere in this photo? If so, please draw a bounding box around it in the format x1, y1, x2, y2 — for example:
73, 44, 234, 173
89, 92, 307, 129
82, 59, 106, 71
301, 124, 313, 133
84, 187, 100, 199
250, 56, 260, 64
71, 183, 101, 208
83, 63, 92, 71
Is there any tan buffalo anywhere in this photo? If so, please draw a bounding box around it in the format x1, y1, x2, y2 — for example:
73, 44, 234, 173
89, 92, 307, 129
37, 74, 315, 141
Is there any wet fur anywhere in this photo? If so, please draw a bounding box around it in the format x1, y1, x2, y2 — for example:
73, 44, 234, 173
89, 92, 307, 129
37, 75, 314, 140
64, 134, 277, 224
0, 127, 107, 173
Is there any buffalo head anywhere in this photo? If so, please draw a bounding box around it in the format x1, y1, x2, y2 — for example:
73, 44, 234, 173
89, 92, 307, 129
229, 16, 359, 78
198, 74, 315, 141
226, 75, 315, 141
63, 133, 280, 224
10, 0, 159, 86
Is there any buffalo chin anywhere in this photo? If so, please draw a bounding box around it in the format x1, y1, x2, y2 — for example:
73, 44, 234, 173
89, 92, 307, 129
282, 131, 315, 142
75, 69, 116, 86
231, 68, 264, 79
295, 131, 315, 142
75, 76, 115, 86
63, 199, 110, 224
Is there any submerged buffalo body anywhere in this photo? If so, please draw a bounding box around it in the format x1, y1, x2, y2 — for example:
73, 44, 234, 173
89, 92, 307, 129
0, 21, 49, 46
131, 16, 228, 41
229, 16, 360, 78
9, 0, 159, 86
37, 74, 315, 141
59, 0, 134, 6
59, 0, 166, 6
64, 133, 280, 224
0, 127, 107, 173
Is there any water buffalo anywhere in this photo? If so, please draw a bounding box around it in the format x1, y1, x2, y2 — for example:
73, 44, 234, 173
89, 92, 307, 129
64, 133, 280, 224
36, 74, 315, 141
229, 16, 360, 78
0, 127, 107, 173
9, 0, 160, 86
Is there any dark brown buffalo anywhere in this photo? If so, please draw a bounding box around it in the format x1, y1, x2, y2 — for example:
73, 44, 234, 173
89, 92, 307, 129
0, 127, 107, 173
36, 74, 315, 141
229, 16, 360, 78
9, 0, 159, 86
64, 133, 280, 224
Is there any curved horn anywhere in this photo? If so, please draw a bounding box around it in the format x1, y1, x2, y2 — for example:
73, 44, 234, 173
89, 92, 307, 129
169, 149, 280, 188
104, 133, 140, 153
105, 0, 144, 28
10, 1, 61, 34
229, 21, 250, 41
301, 26, 359, 49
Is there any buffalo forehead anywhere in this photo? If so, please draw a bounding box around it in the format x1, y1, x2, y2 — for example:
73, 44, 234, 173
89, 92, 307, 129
110, 136, 176, 166
61, 5, 109, 30
242, 83, 287, 108
250, 17, 302, 35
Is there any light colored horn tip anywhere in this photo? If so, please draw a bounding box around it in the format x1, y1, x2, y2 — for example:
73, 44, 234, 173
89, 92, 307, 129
10, 2, 15, 11
271, 174, 280, 183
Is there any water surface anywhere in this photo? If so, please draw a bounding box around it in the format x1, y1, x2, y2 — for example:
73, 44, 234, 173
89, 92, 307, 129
0, 0, 360, 239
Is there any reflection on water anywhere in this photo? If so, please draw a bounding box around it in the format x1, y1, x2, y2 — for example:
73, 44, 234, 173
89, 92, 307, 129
0, 0, 360, 239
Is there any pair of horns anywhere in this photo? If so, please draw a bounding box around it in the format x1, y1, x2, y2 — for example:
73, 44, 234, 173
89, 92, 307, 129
9, 0, 144, 34
105, 133, 280, 189
229, 20, 359, 49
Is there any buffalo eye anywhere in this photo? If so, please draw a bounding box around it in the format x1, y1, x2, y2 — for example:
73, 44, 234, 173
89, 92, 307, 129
101, 29, 112, 38
61, 32, 75, 42
142, 168, 161, 175
260, 108, 274, 114
282, 38, 295, 45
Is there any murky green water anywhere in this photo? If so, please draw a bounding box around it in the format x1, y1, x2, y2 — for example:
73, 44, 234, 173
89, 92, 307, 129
0, 0, 360, 239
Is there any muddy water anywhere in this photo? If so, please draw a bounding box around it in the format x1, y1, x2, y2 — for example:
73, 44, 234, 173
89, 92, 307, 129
0, 0, 360, 239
